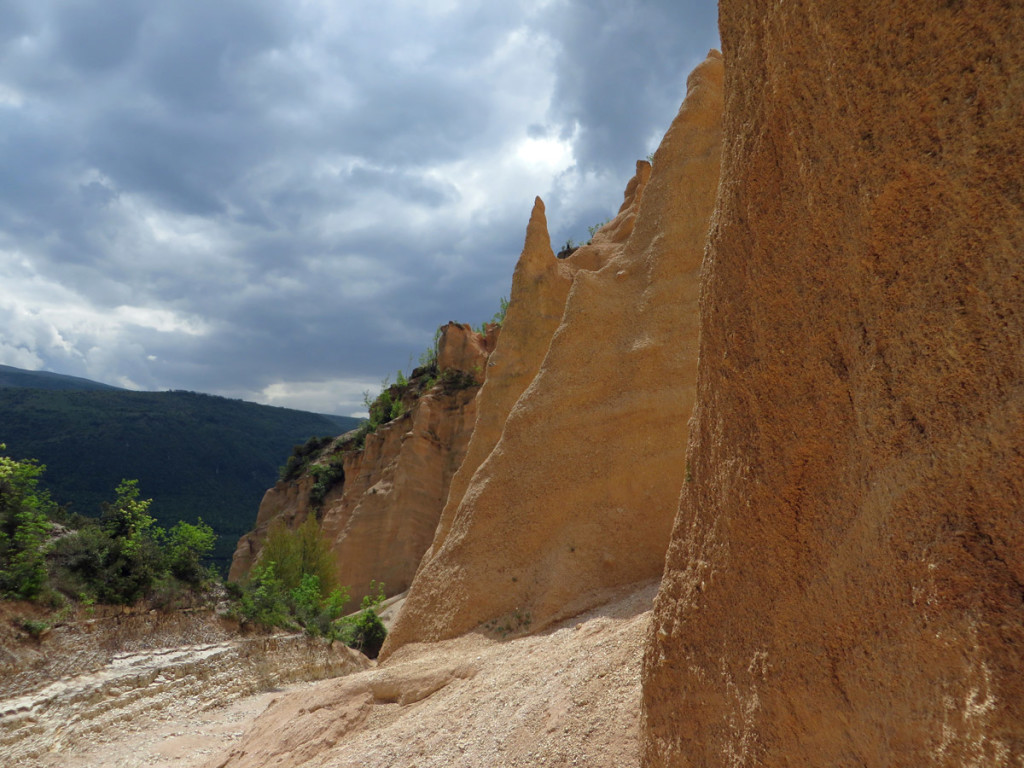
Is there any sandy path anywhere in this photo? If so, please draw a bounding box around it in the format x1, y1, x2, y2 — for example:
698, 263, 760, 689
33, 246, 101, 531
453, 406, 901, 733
30, 684, 300, 768
1, 632, 367, 767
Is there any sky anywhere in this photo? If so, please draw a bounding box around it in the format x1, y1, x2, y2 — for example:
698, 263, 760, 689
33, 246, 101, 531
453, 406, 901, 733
0, 0, 719, 416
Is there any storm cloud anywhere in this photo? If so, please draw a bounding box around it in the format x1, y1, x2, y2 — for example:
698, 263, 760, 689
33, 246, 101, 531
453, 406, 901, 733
0, 0, 718, 415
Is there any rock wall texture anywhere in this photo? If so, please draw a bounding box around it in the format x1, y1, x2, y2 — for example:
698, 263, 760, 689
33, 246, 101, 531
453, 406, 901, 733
642, 4, 1024, 767
229, 477, 314, 582
230, 323, 493, 606
383, 50, 723, 656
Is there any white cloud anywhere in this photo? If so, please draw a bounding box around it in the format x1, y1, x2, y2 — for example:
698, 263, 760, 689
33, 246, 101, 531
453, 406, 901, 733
112, 305, 210, 336
255, 377, 380, 416
0, 341, 43, 370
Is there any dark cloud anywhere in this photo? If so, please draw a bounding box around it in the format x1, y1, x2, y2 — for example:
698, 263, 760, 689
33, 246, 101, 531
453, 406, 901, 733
543, 0, 719, 175
0, 0, 719, 414
54, 0, 147, 72
0, 0, 32, 47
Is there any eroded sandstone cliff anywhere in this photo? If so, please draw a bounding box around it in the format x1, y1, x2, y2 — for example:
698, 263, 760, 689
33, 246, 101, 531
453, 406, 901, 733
642, 4, 1024, 766
419, 197, 572, 570
383, 50, 724, 655
229, 323, 495, 606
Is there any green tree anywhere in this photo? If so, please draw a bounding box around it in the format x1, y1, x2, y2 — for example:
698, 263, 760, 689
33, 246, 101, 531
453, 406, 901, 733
0, 445, 55, 599
258, 515, 338, 593
165, 519, 217, 585
239, 561, 292, 629
289, 572, 351, 637
337, 581, 388, 658
100, 479, 156, 544
51, 479, 168, 604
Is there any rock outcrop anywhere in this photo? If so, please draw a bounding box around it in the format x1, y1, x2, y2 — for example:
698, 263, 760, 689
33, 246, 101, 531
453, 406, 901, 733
415, 197, 572, 570
229, 323, 495, 606
383, 50, 724, 655
229, 477, 314, 583
642, 5, 1024, 767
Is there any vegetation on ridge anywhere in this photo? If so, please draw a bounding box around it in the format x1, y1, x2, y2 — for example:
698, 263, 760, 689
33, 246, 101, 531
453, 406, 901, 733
557, 218, 610, 258
1, 446, 216, 607
276, 318, 492, 510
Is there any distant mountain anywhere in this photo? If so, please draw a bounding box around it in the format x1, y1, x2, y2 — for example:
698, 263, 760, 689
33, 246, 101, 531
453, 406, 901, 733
0, 364, 124, 392
0, 367, 362, 571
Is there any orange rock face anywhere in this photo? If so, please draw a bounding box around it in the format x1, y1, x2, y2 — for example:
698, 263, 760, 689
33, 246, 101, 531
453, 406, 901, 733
383, 51, 724, 656
642, 5, 1024, 767
416, 197, 572, 573
229, 324, 492, 606
229, 478, 315, 583
436, 320, 498, 381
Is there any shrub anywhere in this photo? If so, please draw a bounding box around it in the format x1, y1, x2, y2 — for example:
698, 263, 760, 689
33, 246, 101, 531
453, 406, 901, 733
95, 528, 165, 605
0, 451, 221, 608
48, 479, 217, 606
587, 219, 610, 242
234, 523, 354, 640
308, 462, 345, 511
88, 479, 165, 603
239, 561, 293, 629
165, 519, 216, 585
439, 368, 478, 393
47, 524, 110, 601
474, 296, 510, 334
290, 572, 351, 638
20, 618, 50, 639
366, 387, 395, 430
279, 436, 335, 482
389, 398, 406, 421
233, 560, 387, 658
556, 239, 579, 259
417, 327, 443, 371
0, 446, 55, 600
258, 515, 338, 594
359, 371, 415, 441
336, 581, 388, 658
100, 479, 156, 543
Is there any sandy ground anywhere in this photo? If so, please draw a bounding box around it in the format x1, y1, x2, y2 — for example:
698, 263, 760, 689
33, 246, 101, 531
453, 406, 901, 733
30, 685, 296, 768
210, 581, 658, 768
3, 581, 655, 768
